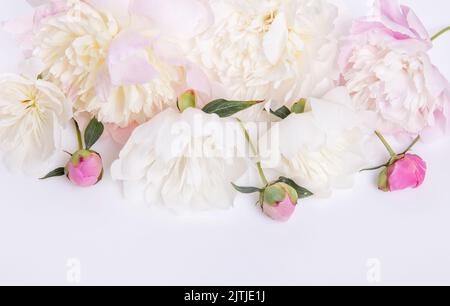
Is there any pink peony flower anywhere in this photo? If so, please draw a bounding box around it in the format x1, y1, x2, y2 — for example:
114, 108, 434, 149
379, 154, 427, 192
262, 183, 298, 222
339, 0, 450, 140
1, 1, 67, 58
66, 150, 103, 187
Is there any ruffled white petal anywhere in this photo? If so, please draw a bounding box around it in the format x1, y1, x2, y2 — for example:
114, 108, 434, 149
111, 108, 247, 212
188, 0, 342, 108
0, 74, 72, 176
260, 87, 375, 197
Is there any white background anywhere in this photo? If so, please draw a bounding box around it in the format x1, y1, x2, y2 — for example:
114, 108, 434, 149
1, 0, 450, 285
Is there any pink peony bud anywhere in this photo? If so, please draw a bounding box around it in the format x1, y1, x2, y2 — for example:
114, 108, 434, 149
66, 150, 103, 187
378, 154, 427, 192
262, 183, 299, 222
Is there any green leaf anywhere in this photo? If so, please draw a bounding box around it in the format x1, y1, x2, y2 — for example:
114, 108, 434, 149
202, 99, 263, 118
231, 183, 262, 194
40, 167, 66, 180
277, 177, 313, 199
84, 117, 104, 150
377, 168, 389, 192
270, 106, 291, 119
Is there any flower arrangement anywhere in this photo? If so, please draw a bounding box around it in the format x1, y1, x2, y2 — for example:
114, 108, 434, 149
0, 0, 449, 221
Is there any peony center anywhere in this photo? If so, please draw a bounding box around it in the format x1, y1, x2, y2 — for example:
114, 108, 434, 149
262, 10, 278, 32
21, 89, 41, 110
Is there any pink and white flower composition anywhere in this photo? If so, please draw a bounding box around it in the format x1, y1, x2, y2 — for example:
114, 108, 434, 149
0, 0, 449, 221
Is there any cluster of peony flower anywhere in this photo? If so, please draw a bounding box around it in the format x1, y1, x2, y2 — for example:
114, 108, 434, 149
0, 0, 448, 222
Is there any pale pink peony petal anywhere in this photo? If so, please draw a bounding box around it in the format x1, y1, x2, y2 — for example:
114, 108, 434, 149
152, 38, 212, 96
129, 0, 213, 40
85, 0, 130, 19
185, 64, 212, 97
3, 0, 67, 57
107, 31, 159, 86
33, 0, 66, 25
106, 122, 139, 145
95, 65, 113, 102
376, 0, 430, 42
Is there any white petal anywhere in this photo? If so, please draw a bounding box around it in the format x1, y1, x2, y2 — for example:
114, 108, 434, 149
263, 12, 288, 65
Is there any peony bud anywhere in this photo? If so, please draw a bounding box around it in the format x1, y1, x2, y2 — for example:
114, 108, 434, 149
378, 154, 427, 192
262, 182, 299, 222
291, 98, 307, 114
177, 90, 197, 112
66, 150, 103, 187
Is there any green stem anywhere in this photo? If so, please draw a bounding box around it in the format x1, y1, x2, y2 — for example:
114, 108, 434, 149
257, 162, 269, 186
402, 135, 421, 154
375, 131, 396, 158
432, 26, 450, 41
237, 119, 269, 186
73, 118, 83, 150
360, 163, 389, 172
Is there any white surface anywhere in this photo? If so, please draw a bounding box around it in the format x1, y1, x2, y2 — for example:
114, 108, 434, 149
1, 0, 450, 285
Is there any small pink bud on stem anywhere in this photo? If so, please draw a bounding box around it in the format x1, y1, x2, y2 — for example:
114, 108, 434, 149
378, 154, 426, 192
66, 150, 103, 187
41, 117, 105, 188
262, 182, 299, 222
365, 133, 427, 192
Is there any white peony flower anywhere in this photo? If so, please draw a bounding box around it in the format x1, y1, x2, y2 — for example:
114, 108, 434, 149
260, 87, 374, 196
188, 0, 341, 109
33, 0, 119, 101
32, 0, 184, 127
111, 108, 247, 212
0, 74, 72, 175
81, 43, 184, 127
83, 82, 179, 128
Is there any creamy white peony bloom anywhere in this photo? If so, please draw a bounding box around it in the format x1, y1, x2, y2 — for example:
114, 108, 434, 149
260, 87, 374, 196
33, 0, 119, 101
83, 82, 179, 128
188, 0, 341, 109
82, 44, 184, 127
111, 108, 247, 212
0, 74, 72, 175
32, 0, 184, 127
